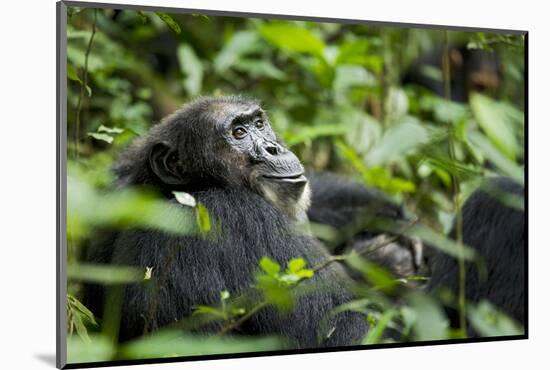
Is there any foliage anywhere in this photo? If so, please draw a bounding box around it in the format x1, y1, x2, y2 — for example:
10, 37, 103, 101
65, 6, 525, 364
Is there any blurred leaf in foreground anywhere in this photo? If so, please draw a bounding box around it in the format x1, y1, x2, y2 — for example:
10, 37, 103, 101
467, 300, 524, 337
119, 330, 283, 359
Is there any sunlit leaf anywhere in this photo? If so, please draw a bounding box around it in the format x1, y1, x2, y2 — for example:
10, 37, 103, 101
287, 258, 306, 273
195, 203, 211, 234
87, 132, 113, 144
260, 23, 325, 56
259, 256, 281, 275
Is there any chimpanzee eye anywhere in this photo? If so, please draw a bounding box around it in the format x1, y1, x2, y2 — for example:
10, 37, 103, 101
232, 127, 247, 139
255, 120, 265, 129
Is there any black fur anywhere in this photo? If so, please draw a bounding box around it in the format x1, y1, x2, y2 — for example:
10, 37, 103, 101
307, 171, 425, 279
428, 177, 525, 327
83, 96, 367, 348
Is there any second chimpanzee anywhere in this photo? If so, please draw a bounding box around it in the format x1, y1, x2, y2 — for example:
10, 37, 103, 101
428, 177, 525, 331
402, 45, 502, 102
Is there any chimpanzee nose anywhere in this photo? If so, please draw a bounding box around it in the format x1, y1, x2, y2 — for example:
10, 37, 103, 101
261, 141, 284, 157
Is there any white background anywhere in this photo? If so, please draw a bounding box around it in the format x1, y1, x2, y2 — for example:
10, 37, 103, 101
1, 0, 547, 368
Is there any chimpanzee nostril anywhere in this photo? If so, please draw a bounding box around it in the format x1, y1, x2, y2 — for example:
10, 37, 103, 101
265, 144, 279, 156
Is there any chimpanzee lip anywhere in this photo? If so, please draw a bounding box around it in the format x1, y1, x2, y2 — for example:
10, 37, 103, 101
262, 173, 307, 183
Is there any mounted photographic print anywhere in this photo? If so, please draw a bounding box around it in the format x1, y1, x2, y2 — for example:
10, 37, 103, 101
56, 1, 527, 368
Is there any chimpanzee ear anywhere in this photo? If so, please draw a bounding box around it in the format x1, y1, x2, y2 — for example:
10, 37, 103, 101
149, 142, 183, 185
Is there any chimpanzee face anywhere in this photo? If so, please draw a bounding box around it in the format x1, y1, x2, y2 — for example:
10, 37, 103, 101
212, 100, 310, 219
148, 97, 310, 219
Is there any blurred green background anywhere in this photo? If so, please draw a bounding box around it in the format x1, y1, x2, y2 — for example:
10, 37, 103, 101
65, 6, 525, 364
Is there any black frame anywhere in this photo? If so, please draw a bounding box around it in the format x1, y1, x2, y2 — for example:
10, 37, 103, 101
56, 1, 529, 368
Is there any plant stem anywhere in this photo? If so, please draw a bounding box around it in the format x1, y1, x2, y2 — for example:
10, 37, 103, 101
74, 9, 97, 160
442, 31, 467, 336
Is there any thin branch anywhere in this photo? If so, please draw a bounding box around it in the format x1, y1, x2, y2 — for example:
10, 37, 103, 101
73, 9, 97, 160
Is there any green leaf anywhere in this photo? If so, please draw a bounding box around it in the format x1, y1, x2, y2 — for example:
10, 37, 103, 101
260, 23, 325, 56
154, 12, 181, 34
67, 294, 97, 325
294, 269, 314, 278
366, 120, 429, 166
67, 335, 115, 363
70, 309, 90, 343
333, 65, 376, 90
195, 203, 211, 234
67, 64, 80, 82
284, 124, 349, 147
259, 256, 281, 275
469, 131, 524, 185
87, 132, 114, 144
119, 330, 282, 359
287, 258, 306, 273
67, 65, 92, 96
234, 59, 286, 80
407, 292, 449, 341
214, 31, 263, 73
362, 309, 396, 344
470, 93, 519, 160
467, 300, 523, 337
67, 263, 143, 284
177, 44, 203, 96
97, 125, 124, 134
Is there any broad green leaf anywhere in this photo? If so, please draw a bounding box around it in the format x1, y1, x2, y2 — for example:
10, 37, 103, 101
333, 65, 376, 90
366, 120, 429, 166
177, 44, 203, 96
214, 31, 263, 72
154, 12, 181, 34
467, 300, 523, 337
259, 256, 281, 275
119, 330, 282, 359
260, 23, 325, 56
67, 174, 196, 240
470, 93, 518, 159
469, 131, 524, 185
67, 263, 143, 284
407, 292, 449, 341
67, 335, 115, 363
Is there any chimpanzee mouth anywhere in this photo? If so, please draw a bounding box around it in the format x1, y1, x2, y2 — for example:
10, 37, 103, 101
262, 173, 307, 183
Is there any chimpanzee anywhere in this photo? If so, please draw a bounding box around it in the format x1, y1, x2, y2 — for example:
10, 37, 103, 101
83, 96, 368, 348
402, 45, 502, 102
428, 177, 525, 330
